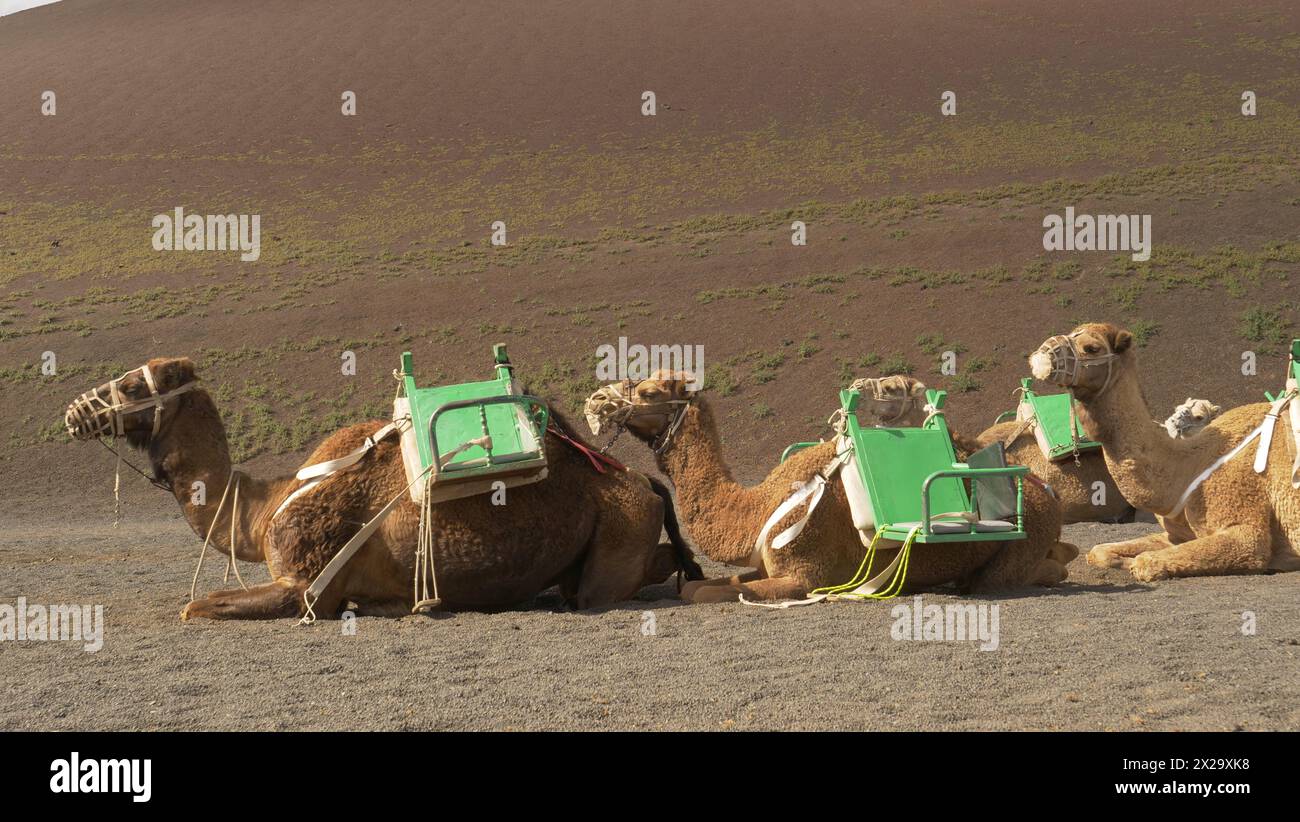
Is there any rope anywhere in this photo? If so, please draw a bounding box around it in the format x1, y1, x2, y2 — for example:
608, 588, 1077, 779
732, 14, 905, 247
113, 447, 122, 527
94, 437, 172, 528
188, 471, 239, 601
412, 472, 442, 613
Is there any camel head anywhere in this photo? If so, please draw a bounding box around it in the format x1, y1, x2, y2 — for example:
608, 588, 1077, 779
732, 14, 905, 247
65, 357, 199, 448
1163, 397, 1221, 439
583, 370, 698, 447
851, 375, 929, 426
1029, 322, 1133, 400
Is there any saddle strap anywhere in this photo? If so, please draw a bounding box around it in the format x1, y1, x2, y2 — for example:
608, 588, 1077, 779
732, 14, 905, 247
749, 451, 850, 566
1254, 389, 1295, 474
548, 424, 626, 473
1168, 419, 1269, 519
296, 420, 403, 482
299, 462, 433, 624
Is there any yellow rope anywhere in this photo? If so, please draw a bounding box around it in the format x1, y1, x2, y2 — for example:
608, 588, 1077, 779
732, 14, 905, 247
810, 526, 918, 601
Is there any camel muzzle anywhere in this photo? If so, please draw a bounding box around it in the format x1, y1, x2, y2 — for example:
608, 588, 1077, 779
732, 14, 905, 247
65, 388, 115, 440
64, 365, 198, 441
1030, 333, 1119, 397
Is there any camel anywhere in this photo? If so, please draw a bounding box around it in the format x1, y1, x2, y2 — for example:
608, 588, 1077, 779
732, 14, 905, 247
855, 377, 1221, 520
1164, 397, 1222, 439
583, 372, 1075, 603
64, 358, 701, 620
1030, 323, 1300, 580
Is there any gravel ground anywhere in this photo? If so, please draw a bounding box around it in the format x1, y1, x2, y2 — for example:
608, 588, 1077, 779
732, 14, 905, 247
3, 497, 1297, 731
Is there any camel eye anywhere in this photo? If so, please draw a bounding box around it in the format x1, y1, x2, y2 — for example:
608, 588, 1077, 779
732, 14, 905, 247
1193, 415, 1203, 421
1083, 344, 1100, 354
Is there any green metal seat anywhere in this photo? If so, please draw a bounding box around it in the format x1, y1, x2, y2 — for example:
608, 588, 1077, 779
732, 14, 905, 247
841, 388, 1027, 544
398, 344, 548, 487
1009, 378, 1101, 461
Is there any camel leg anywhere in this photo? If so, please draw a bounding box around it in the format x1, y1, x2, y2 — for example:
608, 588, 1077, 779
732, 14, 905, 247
1048, 541, 1079, 564
684, 574, 807, 604
1130, 524, 1272, 581
1087, 531, 1177, 570
964, 538, 1055, 593
181, 577, 310, 621
568, 517, 667, 609
1030, 558, 1068, 586
680, 569, 764, 602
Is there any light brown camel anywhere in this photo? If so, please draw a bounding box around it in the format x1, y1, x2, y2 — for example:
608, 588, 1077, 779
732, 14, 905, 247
65, 358, 700, 620
856, 377, 1221, 521
583, 372, 1074, 603
1030, 323, 1300, 580
1163, 397, 1222, 439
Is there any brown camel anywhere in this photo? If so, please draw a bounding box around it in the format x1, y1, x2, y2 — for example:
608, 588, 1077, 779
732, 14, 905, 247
65, 358, 700, 620
1030, 323, 1300, 580
583, 372, 1074, 603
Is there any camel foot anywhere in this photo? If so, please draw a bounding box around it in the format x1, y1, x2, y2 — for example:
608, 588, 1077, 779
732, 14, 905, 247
181, 580, 306, 621
1049, 541, 1079, 565
1031, 558, 1069, 586
1130, 551, 1172, 582
1088, 543, 1135, 570
681, 580, 741, 603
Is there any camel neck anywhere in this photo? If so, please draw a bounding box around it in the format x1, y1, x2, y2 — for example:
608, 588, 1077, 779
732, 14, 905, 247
148, 391, 289, 562
1074, 364, 1194, 515
654, 400, 765, 565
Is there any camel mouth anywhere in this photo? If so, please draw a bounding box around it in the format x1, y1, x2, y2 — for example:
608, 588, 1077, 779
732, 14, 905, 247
583, 383, 633, 436
65, 390, 112, 441
1028, 350, 1059, 382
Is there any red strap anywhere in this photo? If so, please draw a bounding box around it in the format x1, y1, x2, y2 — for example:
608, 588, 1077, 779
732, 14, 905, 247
548, 424, 626, 474
1023, 471, 1057, 499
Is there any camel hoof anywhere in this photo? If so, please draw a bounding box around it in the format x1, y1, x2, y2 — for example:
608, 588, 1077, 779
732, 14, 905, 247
1130, 552, 1170, 582
1049, 541, 1080, 564
1087, 544, 1131, 570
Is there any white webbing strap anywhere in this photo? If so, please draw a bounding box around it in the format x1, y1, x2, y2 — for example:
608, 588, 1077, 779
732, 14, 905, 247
1168, 420, 1266, 519
739, 591, 828, 609
299, 462, 433, 624
1290, 382, 1300, 488
749, 450, 850, 566
296, 420, 403, 481
1252, 390, 1293, 474
275, 420, 406, 522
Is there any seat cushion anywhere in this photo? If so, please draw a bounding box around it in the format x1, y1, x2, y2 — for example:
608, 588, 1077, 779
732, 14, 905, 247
972, 520, 1015, 532
893, 520, 971, 535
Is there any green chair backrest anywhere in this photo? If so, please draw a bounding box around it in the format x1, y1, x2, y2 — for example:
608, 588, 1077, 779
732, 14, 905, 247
844, 388, 971, 526
1019, 378, 1101, 459
966, 442, 1015, 521
401, 346, 545, 474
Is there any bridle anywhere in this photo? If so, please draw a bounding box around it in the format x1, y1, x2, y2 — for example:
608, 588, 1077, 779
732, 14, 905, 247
584, 379, 694, 455
1034, 331, 1119, 398
850, 376, 923, 425
66, 364, 198, 441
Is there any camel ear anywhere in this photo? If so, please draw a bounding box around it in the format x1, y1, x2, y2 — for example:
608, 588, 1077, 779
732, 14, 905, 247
909, 378, 927, 398
1209, 403, 1221, 415
1112, 329, 1134, 354
157, 357, 197, 389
